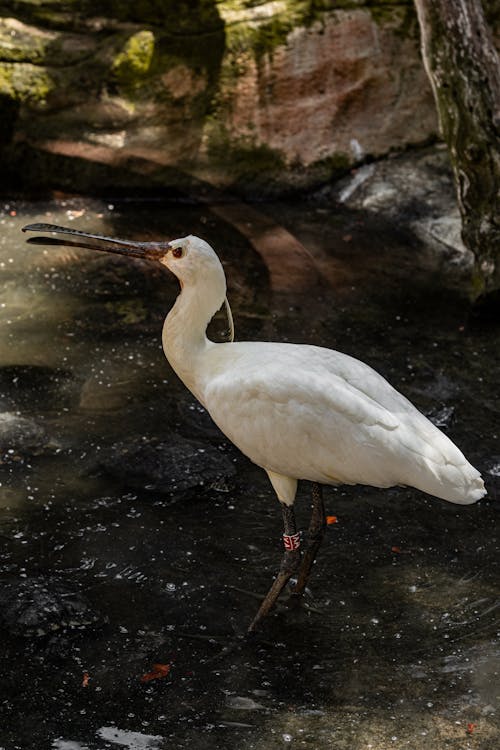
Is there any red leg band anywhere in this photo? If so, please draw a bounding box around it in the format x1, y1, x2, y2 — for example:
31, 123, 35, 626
283, 532, 301, 551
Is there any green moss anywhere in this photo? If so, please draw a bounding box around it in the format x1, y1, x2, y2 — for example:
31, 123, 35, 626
112, 30, 155, 91
470, 266, 487, 299
0, 62, 53, 103
367, 3, 418, 41
108, 22, 225, 107
312, 151, 351, 179
207, 125, 285, 179
221, 1, 317, 60
0, 20, 48, 64
220, 1, 419, 60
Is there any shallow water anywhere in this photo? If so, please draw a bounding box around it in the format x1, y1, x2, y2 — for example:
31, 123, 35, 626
0, 197, 498, 749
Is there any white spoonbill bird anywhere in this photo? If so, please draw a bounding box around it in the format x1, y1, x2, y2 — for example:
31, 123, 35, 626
23, 223, 486, 631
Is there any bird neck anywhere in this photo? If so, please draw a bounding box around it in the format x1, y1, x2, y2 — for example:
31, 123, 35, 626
162, 280, 224, 401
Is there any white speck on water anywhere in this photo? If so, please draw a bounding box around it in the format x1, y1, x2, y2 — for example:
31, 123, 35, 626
226, 695, 265, 710
97, 726, 163, 749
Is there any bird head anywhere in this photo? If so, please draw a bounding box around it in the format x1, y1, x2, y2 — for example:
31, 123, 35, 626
163, 234, 225, 289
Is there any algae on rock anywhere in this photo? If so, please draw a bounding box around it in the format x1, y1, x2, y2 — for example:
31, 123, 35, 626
111, 30, 155, 94
0, 0, 484, 196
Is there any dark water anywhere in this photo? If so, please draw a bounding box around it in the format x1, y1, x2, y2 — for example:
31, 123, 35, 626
0, 197, 498, 749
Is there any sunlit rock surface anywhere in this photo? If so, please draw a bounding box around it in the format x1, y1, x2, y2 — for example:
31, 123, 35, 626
0, 575, 100, 637
0, 411, 50, 459
0, 1, 441, 194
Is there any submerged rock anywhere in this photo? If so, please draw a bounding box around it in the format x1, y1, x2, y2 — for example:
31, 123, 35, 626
175, 398, 227, 443
101, 434, 236, 495
332, 146, 474, 275
0, 576, 100, 638
0, 411, 55, 460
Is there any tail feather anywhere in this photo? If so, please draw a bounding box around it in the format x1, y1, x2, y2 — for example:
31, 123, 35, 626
408, 453, 485, 504
395, 417, 486, 504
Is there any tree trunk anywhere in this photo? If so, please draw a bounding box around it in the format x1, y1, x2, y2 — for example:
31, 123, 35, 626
414, 0, 500, 296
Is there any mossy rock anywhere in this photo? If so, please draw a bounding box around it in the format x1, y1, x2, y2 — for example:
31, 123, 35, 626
206, 126, 286, 182
0, 18, 51, 63
220, 0, 319, 60
0, 17, 96, 67
111, 29, 156, 93
0, 61, 54, 103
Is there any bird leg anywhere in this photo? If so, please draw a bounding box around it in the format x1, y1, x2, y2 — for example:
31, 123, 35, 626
292, 482, 326, 597
247, 502, 301, 632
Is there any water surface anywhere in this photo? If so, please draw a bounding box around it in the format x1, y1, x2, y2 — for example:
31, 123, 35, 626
0, 197, 498, 749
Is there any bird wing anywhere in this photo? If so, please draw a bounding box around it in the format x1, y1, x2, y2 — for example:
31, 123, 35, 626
205, 342, 402, 423
201, 343, 409, 483
199, 342, 484, 503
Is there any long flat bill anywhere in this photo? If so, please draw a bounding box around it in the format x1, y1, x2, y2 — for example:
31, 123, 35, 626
22, 223, 168, 260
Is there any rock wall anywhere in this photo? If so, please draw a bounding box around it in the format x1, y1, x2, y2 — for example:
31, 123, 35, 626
0, 1, 497, 196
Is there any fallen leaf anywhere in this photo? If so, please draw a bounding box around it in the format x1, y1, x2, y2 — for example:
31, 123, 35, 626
82, 672, 90, 688
140, 663, 171, 683
326, 516, 338, 525
391, 546, 402, 553
466, 723, 476, 735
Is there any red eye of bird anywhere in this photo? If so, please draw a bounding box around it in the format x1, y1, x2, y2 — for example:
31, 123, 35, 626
172, 246, 183, 259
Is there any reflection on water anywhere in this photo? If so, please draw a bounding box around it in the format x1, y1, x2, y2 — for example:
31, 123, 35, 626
0, 198, 498, 749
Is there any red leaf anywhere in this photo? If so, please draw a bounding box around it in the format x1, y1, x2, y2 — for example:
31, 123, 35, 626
466, 723, 476, 735
140, 663, 171, 683
326, 516, 338, 525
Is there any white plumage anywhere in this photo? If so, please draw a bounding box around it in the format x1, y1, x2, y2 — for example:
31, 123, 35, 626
23, 223, 486, 629
200, 342, 484, 504
161, 235, 485, 508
